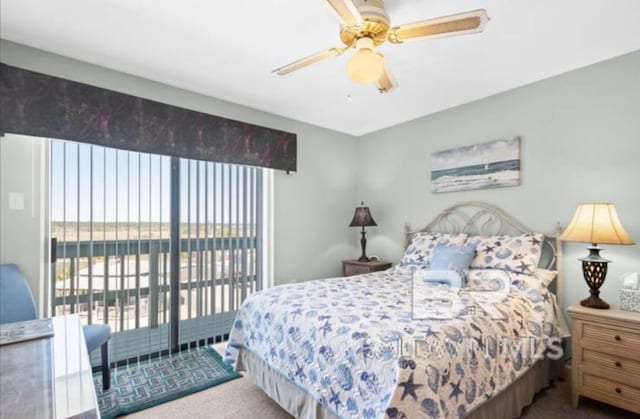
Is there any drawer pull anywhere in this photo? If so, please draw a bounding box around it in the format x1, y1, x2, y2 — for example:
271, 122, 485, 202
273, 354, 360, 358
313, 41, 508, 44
615, 387, 622, 394
614, 335, 621, 341
615, 361, 622, 367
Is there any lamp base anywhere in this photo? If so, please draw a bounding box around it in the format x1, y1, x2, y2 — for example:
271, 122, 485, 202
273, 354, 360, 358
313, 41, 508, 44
580, 295, 610, 309
357, 227, 370, 263
579, 244, 611, 310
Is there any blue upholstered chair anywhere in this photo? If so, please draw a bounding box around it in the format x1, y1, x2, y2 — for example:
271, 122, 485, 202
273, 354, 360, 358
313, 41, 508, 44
0, 264, 111, 390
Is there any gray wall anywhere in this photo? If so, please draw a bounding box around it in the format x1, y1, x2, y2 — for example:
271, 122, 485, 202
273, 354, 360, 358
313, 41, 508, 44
357, 50, 640, 310
0, 40, 360, 297
2, 39, 639, 315
0, 134, 48, 316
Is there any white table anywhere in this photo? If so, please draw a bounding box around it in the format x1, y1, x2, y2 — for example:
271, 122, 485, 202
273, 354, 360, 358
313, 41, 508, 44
0, 314, 99, 419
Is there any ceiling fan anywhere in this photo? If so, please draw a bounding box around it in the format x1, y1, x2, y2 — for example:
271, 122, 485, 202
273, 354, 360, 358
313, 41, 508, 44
272, 0, 489, 93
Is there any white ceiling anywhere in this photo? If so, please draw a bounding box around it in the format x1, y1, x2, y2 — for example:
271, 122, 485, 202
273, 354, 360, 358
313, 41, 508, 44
1, 0, 639, 136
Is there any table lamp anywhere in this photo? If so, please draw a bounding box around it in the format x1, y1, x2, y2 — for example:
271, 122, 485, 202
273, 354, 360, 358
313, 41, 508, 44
559, 203, 635, 309
349, 202, 377, 262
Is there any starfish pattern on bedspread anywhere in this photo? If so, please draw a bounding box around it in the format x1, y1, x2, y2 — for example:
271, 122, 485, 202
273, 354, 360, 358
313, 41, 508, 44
399, 372, 423, 401
224, 266, 566, 418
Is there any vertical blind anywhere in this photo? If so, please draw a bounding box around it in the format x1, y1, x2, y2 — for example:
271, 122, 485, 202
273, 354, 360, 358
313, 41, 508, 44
178, 158, 263, 348
50, 139, 264, 366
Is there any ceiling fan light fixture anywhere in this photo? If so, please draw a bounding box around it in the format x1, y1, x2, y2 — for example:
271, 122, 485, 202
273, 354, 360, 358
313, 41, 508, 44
273, 1, 490, 94
346, 37, 384, 84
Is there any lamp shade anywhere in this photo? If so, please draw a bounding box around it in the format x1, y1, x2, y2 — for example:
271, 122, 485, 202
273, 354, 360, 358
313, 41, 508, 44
349, 202, 377, 227
559, 203, 635, 245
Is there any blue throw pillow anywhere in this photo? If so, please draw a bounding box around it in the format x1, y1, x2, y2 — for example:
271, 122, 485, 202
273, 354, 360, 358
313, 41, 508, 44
429, 242, 477, 283
421, 270, 464, 288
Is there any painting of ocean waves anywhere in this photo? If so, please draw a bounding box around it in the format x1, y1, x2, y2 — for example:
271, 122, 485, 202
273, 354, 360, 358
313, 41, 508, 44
431, 137, 521, 193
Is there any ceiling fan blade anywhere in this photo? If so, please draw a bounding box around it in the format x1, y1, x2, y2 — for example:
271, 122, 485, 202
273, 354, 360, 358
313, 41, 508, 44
389, 9, 489, 43
272, 48, 345, 76
325, 0, 363, 26
376, 60, 397, 93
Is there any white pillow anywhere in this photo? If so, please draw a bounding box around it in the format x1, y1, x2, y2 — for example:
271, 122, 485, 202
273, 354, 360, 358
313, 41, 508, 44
533, 268, 558, 288
401, 232, 468, 266
467, 269, 511, 293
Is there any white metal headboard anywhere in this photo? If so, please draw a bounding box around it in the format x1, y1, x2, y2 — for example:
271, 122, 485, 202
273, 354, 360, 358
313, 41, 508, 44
404, 202, 563, 300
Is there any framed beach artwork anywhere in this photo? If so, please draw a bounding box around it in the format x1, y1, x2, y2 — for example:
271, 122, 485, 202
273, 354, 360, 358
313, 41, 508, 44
431, 137, 521, 193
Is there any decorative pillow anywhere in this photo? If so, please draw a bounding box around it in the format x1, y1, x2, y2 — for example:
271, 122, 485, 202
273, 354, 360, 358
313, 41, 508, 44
508, 271, 547, 302
532, 268, 558, 288
469, 233, 544, 275
401, 232, 468, 266
467, 269, 511, 293
418, 270, 464, 288
429, 242, 477, 283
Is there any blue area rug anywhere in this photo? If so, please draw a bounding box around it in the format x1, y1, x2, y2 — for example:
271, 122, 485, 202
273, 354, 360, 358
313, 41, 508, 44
94, 347, 240, 418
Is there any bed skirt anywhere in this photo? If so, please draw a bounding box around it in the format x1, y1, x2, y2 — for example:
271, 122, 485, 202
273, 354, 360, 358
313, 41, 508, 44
236, 348, 557, 418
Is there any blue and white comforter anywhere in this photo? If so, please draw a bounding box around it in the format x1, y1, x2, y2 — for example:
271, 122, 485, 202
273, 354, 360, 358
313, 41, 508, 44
224, 267, 566, 418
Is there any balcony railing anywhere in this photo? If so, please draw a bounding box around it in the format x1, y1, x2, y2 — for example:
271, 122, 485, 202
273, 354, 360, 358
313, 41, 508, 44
53, 236, 258, 364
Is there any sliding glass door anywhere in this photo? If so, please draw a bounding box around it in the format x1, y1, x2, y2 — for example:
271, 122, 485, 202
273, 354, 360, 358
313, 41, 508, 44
49, 139, 264, 366
176, 158, 264, 350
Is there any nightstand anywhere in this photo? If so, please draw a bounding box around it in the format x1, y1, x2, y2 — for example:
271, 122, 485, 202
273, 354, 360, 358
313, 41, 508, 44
342, 260, 392, 277
568, 303, 640, 414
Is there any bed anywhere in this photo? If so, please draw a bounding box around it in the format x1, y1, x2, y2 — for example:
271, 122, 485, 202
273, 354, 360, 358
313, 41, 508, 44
224, 202, 569, 418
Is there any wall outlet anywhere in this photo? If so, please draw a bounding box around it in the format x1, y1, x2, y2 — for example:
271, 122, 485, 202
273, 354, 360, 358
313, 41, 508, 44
8, 192, 25, 210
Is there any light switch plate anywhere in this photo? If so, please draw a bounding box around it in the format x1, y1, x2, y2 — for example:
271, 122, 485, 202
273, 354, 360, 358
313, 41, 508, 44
8, 192, 25, 210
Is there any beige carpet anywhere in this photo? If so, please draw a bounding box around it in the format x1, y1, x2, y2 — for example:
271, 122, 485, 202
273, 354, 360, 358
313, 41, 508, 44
123, 376, 291, 419
124, 377, 637, 419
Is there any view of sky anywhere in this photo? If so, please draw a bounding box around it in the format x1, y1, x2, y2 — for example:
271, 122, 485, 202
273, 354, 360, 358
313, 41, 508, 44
50, 140, 257, 224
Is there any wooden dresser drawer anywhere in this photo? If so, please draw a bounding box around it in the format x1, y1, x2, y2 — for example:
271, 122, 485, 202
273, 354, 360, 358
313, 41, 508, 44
344, 264, 371, 276
581, 373, 640, 414
341, 260, 392, 277
582, 322, 640, 358
568, 304, 640, 414
582, 349, 640, 388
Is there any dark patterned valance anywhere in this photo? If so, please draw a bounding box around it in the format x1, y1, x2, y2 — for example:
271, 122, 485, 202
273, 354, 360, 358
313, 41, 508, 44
0, 63, 296, 171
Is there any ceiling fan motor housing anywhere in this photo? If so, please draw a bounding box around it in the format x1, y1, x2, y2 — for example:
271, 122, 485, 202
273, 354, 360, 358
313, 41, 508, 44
340, 0, 390, 47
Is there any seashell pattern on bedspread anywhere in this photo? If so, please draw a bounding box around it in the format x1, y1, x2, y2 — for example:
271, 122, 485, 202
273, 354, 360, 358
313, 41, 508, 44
224, 267, 566, 419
